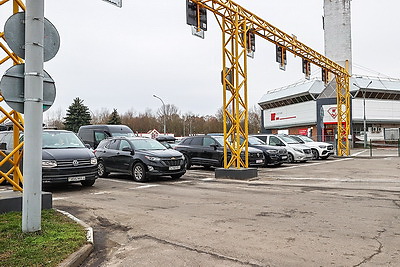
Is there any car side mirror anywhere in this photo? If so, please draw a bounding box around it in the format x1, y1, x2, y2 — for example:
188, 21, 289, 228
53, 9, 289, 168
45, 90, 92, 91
122, 146, 132, 152
210, 144, 218, 150
84, 144, 91, 149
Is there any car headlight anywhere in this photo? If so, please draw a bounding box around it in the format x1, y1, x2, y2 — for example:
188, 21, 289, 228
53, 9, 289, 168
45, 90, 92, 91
319, 145, 327, 149
294, 148, 303, 153
42, 160, 57, 168
266, 149, 278, 154
90, 157, 97, 165
145, 156, 161, 162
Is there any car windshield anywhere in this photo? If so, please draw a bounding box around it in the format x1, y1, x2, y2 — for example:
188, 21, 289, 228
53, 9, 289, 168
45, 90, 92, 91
248, 136, 266, 145
279, 135, 300, 144
129, 138, 166, 150
297, 135, 314, 142
42, 132, 85, 149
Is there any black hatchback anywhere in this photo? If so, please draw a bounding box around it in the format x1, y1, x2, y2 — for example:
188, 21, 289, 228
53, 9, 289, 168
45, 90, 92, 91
94, 137, 186, 182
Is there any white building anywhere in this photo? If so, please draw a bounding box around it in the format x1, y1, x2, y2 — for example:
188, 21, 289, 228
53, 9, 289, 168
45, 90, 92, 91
258, 76, 400, 144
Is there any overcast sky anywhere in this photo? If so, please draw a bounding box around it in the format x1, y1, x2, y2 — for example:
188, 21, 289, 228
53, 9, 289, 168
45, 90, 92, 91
1, 0, 399, 119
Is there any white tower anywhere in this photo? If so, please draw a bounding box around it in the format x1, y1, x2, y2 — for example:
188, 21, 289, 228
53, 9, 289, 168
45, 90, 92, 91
323, 0, 352, 75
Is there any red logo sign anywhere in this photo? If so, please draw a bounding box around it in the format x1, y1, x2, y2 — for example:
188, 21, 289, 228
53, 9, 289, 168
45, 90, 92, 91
327, 107, 337, 119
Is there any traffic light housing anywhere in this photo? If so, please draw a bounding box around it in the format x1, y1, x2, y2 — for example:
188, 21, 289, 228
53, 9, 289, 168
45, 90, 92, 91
186, 0, 207, 31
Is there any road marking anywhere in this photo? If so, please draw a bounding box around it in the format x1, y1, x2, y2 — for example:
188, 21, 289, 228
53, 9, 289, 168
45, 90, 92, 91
92, 191, 110, 195
351, 150, 367, 156
173, 180, 193, 184
130, 184, 159, 190
53, 197, 69, 201
274, 157, 353, 170
201, 178, 216, 181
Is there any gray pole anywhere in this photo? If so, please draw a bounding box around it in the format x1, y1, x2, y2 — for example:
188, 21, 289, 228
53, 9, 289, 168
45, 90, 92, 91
22, 0, 44, 232
153, 94, 166, 135
363, 89, 367, 148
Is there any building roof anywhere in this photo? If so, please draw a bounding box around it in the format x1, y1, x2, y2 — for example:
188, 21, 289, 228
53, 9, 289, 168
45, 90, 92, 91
258, 76, 400, 109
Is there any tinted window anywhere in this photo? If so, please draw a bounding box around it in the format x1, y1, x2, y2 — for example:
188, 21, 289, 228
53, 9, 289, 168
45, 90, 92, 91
203, 137, 216, 147
119, 139, 131, 151
269, 136, 284, 146
190, 137, 203, 146
180, 138, 192, 145
107, 139, 119, 150
95, 131, 108, 142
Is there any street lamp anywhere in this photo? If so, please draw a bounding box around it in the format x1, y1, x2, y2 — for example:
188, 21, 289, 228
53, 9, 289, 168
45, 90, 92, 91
353, 81, 372, 148
153, 94, 166, 135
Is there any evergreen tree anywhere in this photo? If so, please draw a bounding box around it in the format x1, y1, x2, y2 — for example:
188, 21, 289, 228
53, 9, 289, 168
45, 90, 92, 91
63, 97, 91, 132
107, 108, 122, 125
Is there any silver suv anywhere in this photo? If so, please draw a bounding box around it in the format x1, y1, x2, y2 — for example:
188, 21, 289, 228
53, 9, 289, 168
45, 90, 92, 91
289, 135, 334, 160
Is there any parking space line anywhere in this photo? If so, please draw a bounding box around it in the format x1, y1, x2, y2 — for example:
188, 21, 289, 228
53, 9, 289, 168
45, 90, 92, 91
201, 178, 216, 181
129, 184, 160, 190
53, 197, 69, 201
92, 191, 111, 195
273, 157, 353, 170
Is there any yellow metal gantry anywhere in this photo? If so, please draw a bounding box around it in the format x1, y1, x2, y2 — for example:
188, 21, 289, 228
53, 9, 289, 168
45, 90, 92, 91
0, 0, 25, 191
191, 0, 351, 168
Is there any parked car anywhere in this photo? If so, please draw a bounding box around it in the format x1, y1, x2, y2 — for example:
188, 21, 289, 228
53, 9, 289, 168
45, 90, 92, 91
252, 134, 312, 163
289, 135, 334, 160
156, 135, 179, 149
174, 135, 265, 169
94, 136, 186, 182
247, 136, 288, 167
78, 124, 134, 149
0, 130, 98, 186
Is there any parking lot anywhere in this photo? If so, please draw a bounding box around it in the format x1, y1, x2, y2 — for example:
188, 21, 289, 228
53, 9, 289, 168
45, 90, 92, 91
23, 148, 397, 266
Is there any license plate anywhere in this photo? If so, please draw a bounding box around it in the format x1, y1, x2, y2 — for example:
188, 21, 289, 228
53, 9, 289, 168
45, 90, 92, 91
169, 166, 180, 171
281, 156, 287, 159
68, 176, 85, 182
256, 159, 263, 164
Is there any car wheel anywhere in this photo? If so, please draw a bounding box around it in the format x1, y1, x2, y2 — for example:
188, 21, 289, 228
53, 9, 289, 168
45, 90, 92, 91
184, 155, 191, 169
311, 149, 319, 160
81, 179, 95, 187
171, 174, 183, 179
287, 153, 295, 163
97, 161, 109, 178
132, 162, 147, 182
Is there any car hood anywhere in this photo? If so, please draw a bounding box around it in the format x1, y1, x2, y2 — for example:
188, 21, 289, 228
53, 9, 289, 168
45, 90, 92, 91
42, 148, 95, 160
304, 141, 332, 148
287, 143, 311, 150
138, 149, 183, 158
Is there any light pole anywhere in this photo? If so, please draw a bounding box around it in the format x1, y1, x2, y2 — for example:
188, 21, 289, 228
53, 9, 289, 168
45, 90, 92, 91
153, 94, 166, 135
353, 81, 372, 148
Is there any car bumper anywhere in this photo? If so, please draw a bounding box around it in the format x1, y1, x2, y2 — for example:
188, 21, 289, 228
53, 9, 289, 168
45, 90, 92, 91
147, 164, 186, 177
42, 165, 98, 184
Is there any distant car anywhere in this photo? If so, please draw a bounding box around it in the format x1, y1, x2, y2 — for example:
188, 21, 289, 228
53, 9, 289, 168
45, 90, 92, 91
156, 135, 179, 149
174, 135, 265, 169
247, 136, 288, 167
252, 134, 313, 163
289, 135, 334, 160
94, 136, 186, 182
78, 124, 134, 149
0, 130, 98, 186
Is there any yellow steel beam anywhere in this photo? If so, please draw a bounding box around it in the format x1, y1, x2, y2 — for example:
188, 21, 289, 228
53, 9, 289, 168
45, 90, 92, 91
192, 0, 351, 156
0, 0, 25, 190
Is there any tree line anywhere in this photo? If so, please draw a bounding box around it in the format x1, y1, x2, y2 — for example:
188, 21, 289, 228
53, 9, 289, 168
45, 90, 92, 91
45, 97, 262, 136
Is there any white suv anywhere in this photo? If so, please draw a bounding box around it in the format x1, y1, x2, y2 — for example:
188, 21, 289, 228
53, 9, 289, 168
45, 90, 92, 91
252, 134, 313, 163
289, 135, 334, 160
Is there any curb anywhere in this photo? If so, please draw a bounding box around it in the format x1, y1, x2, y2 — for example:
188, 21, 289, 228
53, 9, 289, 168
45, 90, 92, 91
56, 209, 94, 267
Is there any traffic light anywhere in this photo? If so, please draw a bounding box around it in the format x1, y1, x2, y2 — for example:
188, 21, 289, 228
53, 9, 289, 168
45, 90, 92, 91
186, 0, 207, 30
276, 45, 287, 71
322, 68, 329, 84
302, 59, 311, 80
247, 30, 255, 58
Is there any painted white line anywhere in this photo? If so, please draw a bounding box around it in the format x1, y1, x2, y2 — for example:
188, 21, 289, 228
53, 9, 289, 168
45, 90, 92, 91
275, 157, 353, 170
91, 191, 110, 195
351, 150, 368, 156
53, 197, 69, 201
130, 184, 160, 190
173, 180, 193, 184
201, 178, 216, 181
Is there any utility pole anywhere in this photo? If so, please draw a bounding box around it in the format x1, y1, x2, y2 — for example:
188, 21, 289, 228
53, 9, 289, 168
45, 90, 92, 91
153, 94, 166, 135
22, 0, 45, 232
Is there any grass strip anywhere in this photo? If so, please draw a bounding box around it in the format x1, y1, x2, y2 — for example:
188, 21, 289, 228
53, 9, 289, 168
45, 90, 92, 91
0, 209, 87, 267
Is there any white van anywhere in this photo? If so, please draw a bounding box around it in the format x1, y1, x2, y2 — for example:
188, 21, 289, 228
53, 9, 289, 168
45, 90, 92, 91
252, 134, 313, 163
